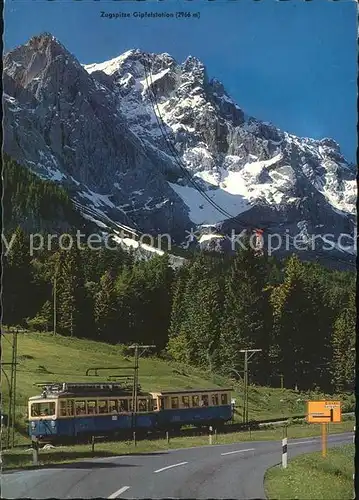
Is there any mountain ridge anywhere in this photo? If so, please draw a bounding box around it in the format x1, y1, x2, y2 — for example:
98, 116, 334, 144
3, 33, 356, 266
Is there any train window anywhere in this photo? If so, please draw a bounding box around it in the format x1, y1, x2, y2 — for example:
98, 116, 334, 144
31, 402, 56, 417
109, 400, 117, 413
212, 394, 219, 406
98, 400, 108, 414
66, 400, 74, 416
118, 399, 128, 412
182, 396, 190, 408
59, 400, 67, 417
201, 395, 209, 407
87, 400, 97, 415
129, 399, 133, 412
138, 399, 147, 412
221, 394, 228, 405
31, 404, 39, 417
75, 401, 86, 416
171, 397, 179, 409
192, 395, 199, 407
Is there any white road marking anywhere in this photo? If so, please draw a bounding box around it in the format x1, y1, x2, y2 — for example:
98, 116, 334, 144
221, 448, 255, 456
154, 461, 188, 473
108, 486, 130, 498
289, 440, 317, 446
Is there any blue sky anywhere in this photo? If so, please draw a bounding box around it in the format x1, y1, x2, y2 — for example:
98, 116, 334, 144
5, 0, 357, 162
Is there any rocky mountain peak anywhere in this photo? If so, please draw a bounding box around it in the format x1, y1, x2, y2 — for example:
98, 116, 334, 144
4, 31, 85, 103
27, 32, 64, 53
183, 54, 204, 67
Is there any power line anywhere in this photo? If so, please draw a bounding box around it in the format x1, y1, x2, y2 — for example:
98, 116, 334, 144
143, 56, 273, 224
142, 58, 237, 221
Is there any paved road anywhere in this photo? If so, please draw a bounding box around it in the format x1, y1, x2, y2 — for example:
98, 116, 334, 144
2, 433, 352, 499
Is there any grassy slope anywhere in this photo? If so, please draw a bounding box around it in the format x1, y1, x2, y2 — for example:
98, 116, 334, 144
1, 333, 354, 443
265, 444, 354, 499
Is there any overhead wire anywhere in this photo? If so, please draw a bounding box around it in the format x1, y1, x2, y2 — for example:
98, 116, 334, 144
142, 56, 238, 222
142, 55, 356, 269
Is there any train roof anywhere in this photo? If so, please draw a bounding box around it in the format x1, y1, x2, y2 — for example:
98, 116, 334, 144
29, 383, 232, 401
30, 382, 149, 399
152, 388, 233, 395
29, 391, 150, 400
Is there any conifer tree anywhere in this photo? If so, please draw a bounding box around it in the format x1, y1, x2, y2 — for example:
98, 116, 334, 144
56, 247, 86, 337
94, 270, 117, 341
331, 290, 356, 391
26, 300, 53, 332
144, 254, 174, 350
168, 264, 191, 358
180, 255, 211, 364
220, 243, 269, 381
3, 226, 33, 325
168, 254, 225, 367
270, 255, 333, 390
194, 275, 223, 370
40, 300, 53, 331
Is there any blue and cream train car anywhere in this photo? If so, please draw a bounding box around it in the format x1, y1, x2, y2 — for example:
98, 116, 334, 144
28, 382, 155, 441
150, 388, 233, 429
28, 383, 234, 442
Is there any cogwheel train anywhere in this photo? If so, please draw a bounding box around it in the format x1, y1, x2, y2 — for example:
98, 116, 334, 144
28, 382, 233, 442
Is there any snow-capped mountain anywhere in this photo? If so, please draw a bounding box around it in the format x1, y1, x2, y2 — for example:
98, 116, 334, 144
3, 34, 356, 265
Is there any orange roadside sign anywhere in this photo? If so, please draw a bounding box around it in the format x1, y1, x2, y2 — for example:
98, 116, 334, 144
307, 400, 341, 423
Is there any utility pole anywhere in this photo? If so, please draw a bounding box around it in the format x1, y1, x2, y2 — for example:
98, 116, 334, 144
133, 345, 139, 418
128, 344, 155, 431
53, 275, 57, 336
2, 331, 18, 448
53, 259, 61, 336
239, 349, 262, 424
1, 365, 12, 449
7, 362, 13, 449
12, 330, 18, 447
350, 346, 355, 499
